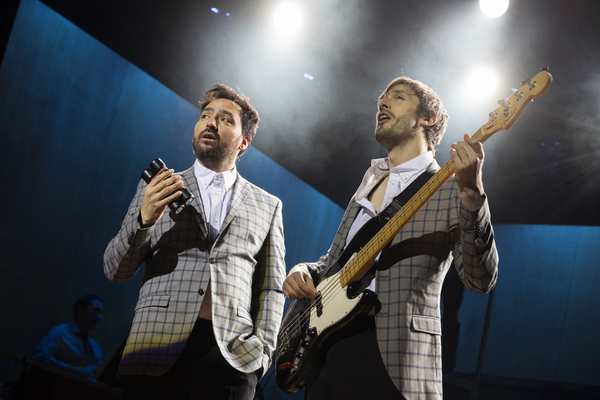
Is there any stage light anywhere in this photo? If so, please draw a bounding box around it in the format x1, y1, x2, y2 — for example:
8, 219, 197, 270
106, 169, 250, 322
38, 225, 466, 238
479, 0, 509, 18
273, 2, 302, 35
211, 7, 219, 14
464, 67, 498, 101
303, 73, 314, 80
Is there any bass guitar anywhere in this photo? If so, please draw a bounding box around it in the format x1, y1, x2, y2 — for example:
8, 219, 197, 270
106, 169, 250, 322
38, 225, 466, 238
275, 68, 553, 394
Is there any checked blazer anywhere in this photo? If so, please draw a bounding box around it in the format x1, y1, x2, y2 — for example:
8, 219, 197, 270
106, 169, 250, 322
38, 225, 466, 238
104, 165, 286, 377
292, 160, 498, 400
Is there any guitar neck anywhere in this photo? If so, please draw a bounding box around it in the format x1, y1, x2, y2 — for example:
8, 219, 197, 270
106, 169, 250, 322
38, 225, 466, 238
339, 127, 487, 287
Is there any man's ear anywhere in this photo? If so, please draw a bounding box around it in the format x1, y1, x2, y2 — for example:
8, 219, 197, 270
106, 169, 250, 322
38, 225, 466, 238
422, 113, 437, 127
239, 136, 250, 152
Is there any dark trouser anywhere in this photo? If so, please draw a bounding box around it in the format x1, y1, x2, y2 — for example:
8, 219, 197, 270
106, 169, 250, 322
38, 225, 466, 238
121, 318, 258, 400
306, 315, 406, 400
441, 263, 465, 373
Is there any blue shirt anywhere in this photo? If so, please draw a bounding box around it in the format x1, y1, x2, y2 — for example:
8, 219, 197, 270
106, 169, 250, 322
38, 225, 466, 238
33, 320, 103, 380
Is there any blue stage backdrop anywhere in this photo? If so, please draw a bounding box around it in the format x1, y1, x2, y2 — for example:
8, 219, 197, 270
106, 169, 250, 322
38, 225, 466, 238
0, 1, 598, 396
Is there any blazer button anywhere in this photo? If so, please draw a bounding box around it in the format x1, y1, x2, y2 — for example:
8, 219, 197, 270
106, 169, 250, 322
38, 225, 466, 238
198, 288, 205, 296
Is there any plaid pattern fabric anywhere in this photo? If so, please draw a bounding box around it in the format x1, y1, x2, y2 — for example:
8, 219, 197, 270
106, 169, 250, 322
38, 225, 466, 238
104, 166, 286, 377
296, 165, 498, 400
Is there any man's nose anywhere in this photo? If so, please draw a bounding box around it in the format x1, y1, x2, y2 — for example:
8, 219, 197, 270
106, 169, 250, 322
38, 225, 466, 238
207, 116, 218, 130
378, 98, 390, 111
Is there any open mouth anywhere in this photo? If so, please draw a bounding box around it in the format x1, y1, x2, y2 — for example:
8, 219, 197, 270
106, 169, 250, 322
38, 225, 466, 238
201, 131, 218, 142
377, 112, 391, 124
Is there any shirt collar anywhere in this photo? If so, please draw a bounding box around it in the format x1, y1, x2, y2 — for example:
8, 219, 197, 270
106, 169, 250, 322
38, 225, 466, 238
373, 151, 434, 174
356, 151, 434, 201
193, 159, 237, 192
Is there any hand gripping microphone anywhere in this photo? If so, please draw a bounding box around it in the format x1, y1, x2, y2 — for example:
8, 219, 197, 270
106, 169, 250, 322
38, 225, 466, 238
141, 158, 194, 214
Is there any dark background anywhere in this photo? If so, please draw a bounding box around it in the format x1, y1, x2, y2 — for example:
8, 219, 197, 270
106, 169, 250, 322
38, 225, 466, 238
3, 0, 599, 226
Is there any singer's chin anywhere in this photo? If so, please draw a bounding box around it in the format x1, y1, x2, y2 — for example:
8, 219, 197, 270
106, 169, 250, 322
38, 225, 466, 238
193, 143, 220, 164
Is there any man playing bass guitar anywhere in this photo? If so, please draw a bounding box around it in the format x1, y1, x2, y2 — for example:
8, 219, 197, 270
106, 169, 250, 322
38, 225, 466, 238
281, 76, 499, 400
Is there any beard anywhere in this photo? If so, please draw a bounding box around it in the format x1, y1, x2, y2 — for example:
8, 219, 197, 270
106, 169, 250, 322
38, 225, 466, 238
192, 129, 239, 168
375, 113, 420, 151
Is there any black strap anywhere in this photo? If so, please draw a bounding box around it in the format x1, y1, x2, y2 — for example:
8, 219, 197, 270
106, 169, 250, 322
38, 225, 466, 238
324, 169, 436, 281
377, 170, 434, 225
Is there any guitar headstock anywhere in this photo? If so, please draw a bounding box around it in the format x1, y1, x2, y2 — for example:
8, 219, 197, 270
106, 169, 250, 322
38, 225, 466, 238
478, 68, 553, 143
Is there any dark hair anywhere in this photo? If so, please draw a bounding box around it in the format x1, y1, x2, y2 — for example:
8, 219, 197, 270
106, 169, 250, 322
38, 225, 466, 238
73, 294, 103, 317
199, 84, 260, 157
381, 77, 449, 150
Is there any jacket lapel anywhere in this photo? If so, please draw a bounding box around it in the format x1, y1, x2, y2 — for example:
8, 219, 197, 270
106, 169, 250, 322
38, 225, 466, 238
328, 198, 361, 266
181, 166, 209, 239
217, 172, 249, 239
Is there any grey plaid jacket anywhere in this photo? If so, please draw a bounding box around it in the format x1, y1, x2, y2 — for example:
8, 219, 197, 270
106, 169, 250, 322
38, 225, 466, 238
104, 166, 286, 377
294, 162, 498, 399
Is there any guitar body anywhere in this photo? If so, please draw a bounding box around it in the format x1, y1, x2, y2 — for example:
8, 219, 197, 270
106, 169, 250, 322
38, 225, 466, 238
276, 215, 385, 393
275, 271, 378, 393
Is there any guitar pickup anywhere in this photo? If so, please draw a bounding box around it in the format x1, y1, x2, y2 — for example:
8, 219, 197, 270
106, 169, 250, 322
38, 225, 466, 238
315, 293, 323, 317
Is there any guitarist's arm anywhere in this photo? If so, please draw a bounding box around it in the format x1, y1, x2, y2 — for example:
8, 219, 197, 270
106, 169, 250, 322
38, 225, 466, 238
451, 133, 498, 294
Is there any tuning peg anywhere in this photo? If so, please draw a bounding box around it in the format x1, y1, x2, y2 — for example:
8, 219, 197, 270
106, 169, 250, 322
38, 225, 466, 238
511, 89, 524, 101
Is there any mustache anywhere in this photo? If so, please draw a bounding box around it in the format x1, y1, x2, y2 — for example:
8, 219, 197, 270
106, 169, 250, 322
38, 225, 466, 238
202, 127, 220, 141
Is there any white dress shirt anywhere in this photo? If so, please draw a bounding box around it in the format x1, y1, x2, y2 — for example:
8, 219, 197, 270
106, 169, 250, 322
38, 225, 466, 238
193, 160, 237, 246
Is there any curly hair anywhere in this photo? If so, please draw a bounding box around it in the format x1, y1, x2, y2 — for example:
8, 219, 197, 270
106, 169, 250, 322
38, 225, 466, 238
199, 84, 260, 157
381, 77, 449, 150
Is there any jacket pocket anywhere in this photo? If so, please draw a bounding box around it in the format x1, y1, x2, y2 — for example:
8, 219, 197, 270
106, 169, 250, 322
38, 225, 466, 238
135, 294, 171, 311
411, 315, 441, 336
237, 303, 253, 322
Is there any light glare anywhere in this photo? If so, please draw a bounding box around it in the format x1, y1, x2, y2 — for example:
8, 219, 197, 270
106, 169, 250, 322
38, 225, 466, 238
479, 0, 509, 18
465, 68, 498, 100
273, 2, 302, 35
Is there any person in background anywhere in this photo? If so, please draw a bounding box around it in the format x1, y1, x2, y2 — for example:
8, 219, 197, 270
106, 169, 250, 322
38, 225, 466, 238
33, 294, 104, 382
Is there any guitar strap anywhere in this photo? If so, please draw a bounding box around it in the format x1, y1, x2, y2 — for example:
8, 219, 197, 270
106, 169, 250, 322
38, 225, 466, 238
325, 169, 435, 281
377, 169, 434, 226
